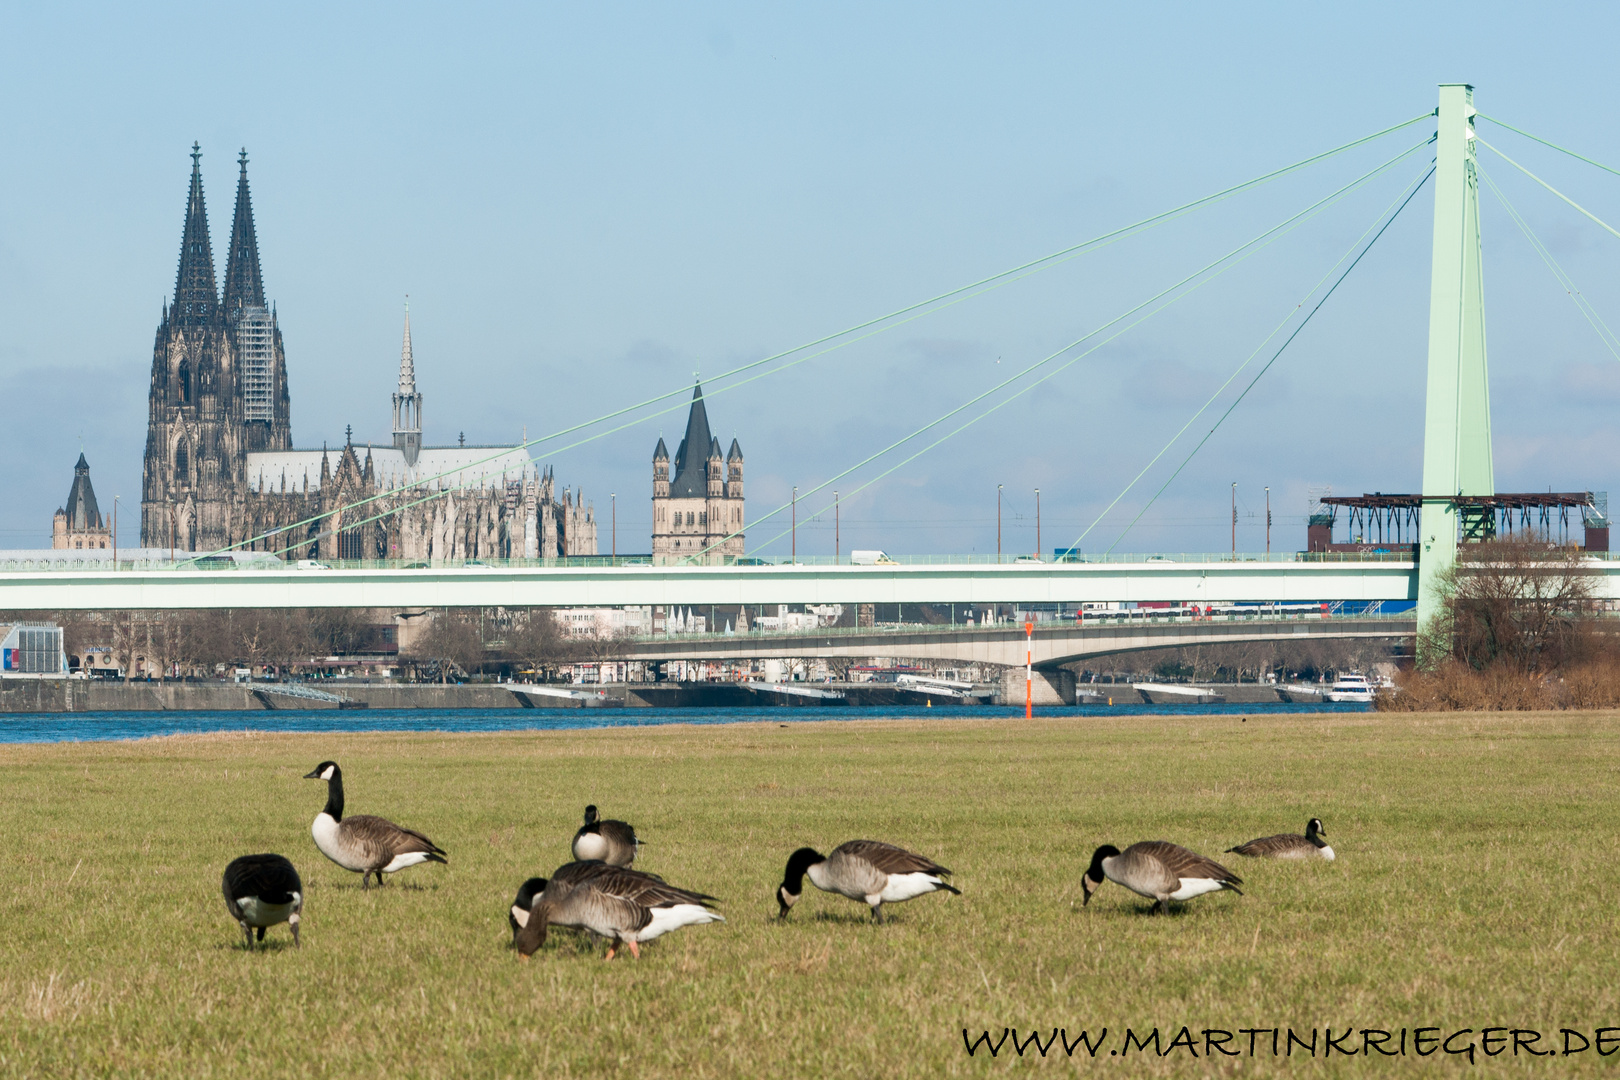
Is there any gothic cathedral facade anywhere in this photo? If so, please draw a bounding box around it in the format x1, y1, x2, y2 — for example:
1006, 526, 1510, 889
139, 145, 594, 561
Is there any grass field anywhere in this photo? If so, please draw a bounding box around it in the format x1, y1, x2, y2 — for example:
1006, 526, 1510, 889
1, 711, 1617, 1077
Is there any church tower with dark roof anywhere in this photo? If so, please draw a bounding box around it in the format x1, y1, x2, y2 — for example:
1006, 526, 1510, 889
652, 382, 744, 563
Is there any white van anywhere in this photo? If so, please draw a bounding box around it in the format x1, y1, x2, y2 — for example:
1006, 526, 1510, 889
849, 550, 897, 565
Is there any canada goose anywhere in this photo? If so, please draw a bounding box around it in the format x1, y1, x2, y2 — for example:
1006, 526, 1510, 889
571, 805, 639, 867
303, 761, 447, 888
222, 853, 303, 949
776, 840, 960, 923
1082, 841, 1242, 914
514, 861, 723, 959
508, 876, 548, 945
1227, 818, 1335, 860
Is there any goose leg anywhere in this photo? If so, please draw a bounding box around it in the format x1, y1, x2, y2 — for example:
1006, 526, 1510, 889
241, 922, 253, 949
360, 872, 370, 891
626, 940, 641, 960
871, 903, 885, 924
604, 943, 618, 961
290, 916, 301, 949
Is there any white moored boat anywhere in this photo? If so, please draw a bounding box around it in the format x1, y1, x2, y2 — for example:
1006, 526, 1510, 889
1325, 672, 1374, 703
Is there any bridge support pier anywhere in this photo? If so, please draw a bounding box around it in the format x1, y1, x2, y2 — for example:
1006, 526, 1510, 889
1417, 83, 1493, 665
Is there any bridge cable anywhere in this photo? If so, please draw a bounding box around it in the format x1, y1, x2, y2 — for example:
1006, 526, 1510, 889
1479, 163, 1620, 361
1103, 163, 1436, 553
194, 114, 1435, 565
1476, 114, 1620, 182
1476, 136, 1620, 245
725, 142, 1435, 559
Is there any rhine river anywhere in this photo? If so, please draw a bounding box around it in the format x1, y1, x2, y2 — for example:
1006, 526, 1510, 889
0, 702, 1372, 744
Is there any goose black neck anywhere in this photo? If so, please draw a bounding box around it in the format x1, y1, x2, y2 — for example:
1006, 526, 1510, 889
781, 847, 825, 893
323, 770, 344, 822
1085, 845, 1118, 883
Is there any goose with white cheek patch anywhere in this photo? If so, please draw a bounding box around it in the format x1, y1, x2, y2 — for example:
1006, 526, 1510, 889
222, 853, 303, 949
303, 761, 447, 888
777, 840, 960, 923
1082, 842, 1242, 915
508, 877, 548, 946
514, 861, 723, 960
571, 805, 639, 867
1227, 817, 1335, 860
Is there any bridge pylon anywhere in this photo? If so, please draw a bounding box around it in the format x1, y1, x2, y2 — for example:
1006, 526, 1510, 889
1417, 83, 1493, 664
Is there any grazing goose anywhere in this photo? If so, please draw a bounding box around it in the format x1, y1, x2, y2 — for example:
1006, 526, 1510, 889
514, 861, 723, 960
1082, 842, 1242, 914
777, 840, 960, 923
1227, 817, 1335, 860
222, 853, 303, 949
508, 877, 548, 945
303, 761, 447, 888
571, 805, 639, 867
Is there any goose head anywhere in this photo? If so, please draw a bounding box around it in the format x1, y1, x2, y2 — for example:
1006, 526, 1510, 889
303, 761, 340, 782
509, 877, 548, 943
1305, 818, 1326, 845
1082, 845, 1119, 907
515, 899, 552, 958
777, 847, 825, 918
582, 805, 599, 826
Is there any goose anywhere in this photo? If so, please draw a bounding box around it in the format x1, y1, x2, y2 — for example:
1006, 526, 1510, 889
1082, 841, 1242, 914
1227, 817, 1335, 860
776, 840, 960, 923
508, 876, 548, 945
514, 861, 723, 959
222, 853, 303, 949
571, 805, 639, 867
303, 761, 447, 888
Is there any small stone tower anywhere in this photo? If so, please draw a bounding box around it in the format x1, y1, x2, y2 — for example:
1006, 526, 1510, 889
651, 382, 744, 563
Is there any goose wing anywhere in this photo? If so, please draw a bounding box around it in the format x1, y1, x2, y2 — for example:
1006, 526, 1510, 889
1127, 841, 1241, 886
341, 814, 448, 863
569, 861, 719, 909
223, 854, 302, 904
833, 839, 952, 877
1227, 833, 1311, 858
599, 819, 639, 848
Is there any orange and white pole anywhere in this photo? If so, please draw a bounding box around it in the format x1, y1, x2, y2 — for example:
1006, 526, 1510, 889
1024, 620, 1034, 718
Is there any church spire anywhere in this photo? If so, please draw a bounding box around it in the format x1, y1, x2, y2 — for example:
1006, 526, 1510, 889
392, 297, 423, 467
222, 148, 265, 313
172, 142, 218, 327
398, 297, 417, 395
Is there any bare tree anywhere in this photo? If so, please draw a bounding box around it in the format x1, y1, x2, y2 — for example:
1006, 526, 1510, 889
410, 609, 485, 682
1419, 535, 1597, 673
503, 608, 574, 681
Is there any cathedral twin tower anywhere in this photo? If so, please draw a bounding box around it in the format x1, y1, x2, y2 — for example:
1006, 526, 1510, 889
139, 145, 594, 561
141, 144, 290, 550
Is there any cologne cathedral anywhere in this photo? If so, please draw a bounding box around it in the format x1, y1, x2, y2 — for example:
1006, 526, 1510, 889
140, 145, 594, 560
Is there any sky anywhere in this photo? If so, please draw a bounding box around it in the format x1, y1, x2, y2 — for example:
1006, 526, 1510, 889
3, 2, 1618, 557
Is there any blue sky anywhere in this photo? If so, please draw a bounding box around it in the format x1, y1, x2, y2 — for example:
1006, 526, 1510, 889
3, 3, 1618, 555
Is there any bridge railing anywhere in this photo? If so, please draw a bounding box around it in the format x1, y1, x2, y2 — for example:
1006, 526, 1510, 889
617, 607, 1418, 647
0, 550, 1437, 573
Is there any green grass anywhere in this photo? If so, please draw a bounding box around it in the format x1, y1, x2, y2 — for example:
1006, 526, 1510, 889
1, 712, 1618, 1077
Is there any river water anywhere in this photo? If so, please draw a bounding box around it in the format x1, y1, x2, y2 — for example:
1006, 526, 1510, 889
0, 702, 1372, 744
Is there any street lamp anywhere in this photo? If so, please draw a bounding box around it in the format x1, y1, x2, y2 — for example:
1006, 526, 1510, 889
112, 495, 119, 568
610, 493, 616, 559
1035, 488, 1041, 559
997, 484, 1003, 563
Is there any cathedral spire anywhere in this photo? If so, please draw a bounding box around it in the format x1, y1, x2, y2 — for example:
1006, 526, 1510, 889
172, 142, 218, 327
222, 148, 265, 313
392, 297, 423, 467
398, 297, 417, 395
